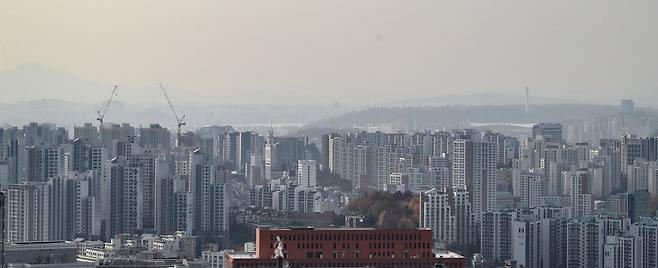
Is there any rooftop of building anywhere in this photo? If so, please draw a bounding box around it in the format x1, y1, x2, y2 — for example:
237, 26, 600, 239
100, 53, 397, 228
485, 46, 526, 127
225, 251, 257, 259
434, 251, 465, 259
257, 226, 431, 231
7, 241, 79, 250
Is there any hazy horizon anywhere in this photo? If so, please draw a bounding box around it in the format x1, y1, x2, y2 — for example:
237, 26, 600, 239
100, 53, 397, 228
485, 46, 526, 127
2, 1, 657, 106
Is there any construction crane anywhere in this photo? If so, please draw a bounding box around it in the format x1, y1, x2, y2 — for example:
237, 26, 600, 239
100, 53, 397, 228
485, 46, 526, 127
96, 84, 119, 126
159, 83, 186, 138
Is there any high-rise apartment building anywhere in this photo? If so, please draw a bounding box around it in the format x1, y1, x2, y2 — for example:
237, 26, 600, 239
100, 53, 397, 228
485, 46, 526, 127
297, 160, 316, 188
99, 123, 135, 157
565, 219, 602, 268
266, 136, 307, 172
452, 135, 496, 221
621, 134, 642, 175
188, 150, 229, 241
453, 190, 475, 247
481, 211, 516, 265
420, 188, 455, 245
6, 182, 51, 242
532, 123, 563, 143
106, 158, 143, 237
452, 139, 472, 191
139, 124, 171, 152
74, 123, 99, 146
511, 216, 547, 268
519, 170, 544, 208
603, 234, 636, 268
564, 170, 593, 218
127, 155, 158, 233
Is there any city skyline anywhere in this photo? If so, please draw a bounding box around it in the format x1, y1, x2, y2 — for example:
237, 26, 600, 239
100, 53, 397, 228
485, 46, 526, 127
3, 1, 658, 267
0, 117, 657, 267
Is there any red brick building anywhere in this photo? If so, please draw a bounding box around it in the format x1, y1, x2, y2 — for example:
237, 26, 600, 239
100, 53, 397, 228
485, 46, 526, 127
225, 227, 466, 268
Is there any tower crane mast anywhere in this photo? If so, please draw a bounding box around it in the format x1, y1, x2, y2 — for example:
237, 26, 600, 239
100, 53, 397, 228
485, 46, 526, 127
96, 84, 118, 126
159, 83, 186, 139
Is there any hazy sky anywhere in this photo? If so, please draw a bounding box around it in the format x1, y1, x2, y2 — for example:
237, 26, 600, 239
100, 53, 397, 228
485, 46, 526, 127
1, 0, 657, 106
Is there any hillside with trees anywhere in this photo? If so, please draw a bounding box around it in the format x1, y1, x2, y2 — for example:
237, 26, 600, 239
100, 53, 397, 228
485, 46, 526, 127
347, 191, 419, 229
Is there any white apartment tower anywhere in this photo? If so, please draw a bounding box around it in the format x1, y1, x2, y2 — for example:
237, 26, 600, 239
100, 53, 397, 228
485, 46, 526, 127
297, 160, 317, 188
474, 137, 497, 219
6, 182, 51, 242
293, 185, 321, 213
565, 170, 593, 218
420, 188, 455, 245
452, 135, 496, 221
520, 170, 545, 209
452, 139, 471, 191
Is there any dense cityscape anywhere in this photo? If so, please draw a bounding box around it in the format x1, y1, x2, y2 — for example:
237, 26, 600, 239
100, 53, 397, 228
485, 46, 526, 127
0, 98, 655, 268
3, 1, 658, 267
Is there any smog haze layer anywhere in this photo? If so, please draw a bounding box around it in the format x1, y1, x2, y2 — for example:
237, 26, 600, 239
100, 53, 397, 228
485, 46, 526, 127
1, 0, 657, 107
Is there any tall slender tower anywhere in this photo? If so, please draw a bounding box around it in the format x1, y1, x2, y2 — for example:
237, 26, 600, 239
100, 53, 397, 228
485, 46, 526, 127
525, 87, 529, 114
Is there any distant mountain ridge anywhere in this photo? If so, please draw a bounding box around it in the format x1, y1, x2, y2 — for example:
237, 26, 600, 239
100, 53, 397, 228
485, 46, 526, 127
0, 63, 105, 103
386, 92, 580, 107
306, 104, 656, 130
1, 63, 650, 131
